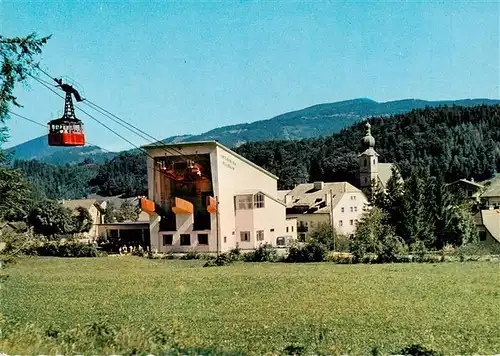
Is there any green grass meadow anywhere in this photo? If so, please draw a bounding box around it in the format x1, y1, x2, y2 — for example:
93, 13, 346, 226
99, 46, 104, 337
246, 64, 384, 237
1, 257, 500, 354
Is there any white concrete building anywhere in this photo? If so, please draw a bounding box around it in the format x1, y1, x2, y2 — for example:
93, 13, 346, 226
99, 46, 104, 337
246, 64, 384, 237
281, 181, 368, 240
141, 141, 287, 252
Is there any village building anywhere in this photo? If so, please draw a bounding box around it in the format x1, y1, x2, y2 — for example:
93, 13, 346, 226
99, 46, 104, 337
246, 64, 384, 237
61, 199, 105, 240
141, 141, 288, 253
60, 197, 149, 245
447, 178, 484, 201
280, 181, 368, 241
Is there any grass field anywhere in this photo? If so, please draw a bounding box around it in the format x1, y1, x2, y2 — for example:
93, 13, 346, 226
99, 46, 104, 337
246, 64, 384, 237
1, 257, 500, 354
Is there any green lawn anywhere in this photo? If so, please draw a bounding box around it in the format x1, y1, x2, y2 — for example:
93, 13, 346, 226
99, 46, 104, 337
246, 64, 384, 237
1, 257, 500, 354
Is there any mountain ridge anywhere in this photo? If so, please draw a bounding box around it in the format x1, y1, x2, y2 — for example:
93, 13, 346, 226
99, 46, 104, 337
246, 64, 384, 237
7, 97, 500, 164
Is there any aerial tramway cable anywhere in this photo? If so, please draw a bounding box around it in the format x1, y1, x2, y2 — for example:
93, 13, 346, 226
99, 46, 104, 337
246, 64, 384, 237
8, 110, 193, 185
34, 65, 193, 160
30, 68, 210, 184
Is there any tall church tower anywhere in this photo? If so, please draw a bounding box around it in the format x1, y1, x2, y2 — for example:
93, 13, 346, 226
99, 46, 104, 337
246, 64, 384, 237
359, 122, 379, 188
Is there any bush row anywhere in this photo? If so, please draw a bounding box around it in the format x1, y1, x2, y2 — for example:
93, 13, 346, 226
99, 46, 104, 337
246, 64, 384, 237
22, 241, 106, 258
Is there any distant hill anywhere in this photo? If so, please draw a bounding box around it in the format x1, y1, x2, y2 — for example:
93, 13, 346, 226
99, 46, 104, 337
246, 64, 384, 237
6, 135, 116, 165
161, 98, 500, 147
7, 98, 500, 164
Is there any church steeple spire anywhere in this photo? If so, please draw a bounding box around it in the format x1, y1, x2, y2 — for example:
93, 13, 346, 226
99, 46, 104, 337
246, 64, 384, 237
361, 122, 375, 150
358, 121, 379, 188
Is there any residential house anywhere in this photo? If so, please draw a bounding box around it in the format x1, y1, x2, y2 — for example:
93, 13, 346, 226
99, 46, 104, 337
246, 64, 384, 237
474, 209, 500, 244
141, 141, 287, 253
90, 195, 151, 248
447, 178, 484, 201
281, 181, 368, 241
61, 199, 105, 240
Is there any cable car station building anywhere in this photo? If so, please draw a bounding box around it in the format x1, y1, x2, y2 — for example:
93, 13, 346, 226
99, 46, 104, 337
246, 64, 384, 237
141, 141, 287, 253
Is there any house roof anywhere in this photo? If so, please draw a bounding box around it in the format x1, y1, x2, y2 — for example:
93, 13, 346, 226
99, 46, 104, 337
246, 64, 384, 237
277, 190, 291, 202
142, 140, 279, 180
480, 209, 500, 243
286, 182, 363, 213
481, 180, 500, 198
61, 199, 103, 211
236, 189, 286, 207
0, 221, 27, 232
447, 178, 484, 189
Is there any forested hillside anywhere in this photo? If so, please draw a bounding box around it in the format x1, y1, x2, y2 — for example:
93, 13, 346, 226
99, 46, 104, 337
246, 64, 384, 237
15, 104, 500, 199
235, 104, 500, 188
8, 98, 499, 165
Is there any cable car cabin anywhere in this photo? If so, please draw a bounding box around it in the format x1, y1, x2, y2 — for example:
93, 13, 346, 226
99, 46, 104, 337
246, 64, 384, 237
48, 118, 85, 146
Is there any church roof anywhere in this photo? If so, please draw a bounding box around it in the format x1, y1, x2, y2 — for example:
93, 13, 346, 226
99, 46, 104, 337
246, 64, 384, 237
358, 148, 379, 157
378, 163, 398, 190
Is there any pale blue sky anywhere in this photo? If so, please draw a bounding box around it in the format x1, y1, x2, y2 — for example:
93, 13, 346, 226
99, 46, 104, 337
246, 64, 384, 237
2, 1, 499, 151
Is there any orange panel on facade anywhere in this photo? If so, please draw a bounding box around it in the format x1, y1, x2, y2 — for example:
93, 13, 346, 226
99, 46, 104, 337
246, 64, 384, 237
140, 197, 155, 214
172, 197, 194, 215
206, 196, 217, 214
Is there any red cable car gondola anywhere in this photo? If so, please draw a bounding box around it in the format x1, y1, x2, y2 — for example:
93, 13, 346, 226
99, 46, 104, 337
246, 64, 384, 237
47, 78, 85, 147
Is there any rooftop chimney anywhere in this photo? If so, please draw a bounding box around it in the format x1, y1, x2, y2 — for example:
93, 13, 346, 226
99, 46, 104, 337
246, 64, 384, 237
313, 181, 324, 191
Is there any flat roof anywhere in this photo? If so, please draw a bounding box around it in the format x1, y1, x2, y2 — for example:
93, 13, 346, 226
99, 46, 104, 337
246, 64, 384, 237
142, 140, 279, 180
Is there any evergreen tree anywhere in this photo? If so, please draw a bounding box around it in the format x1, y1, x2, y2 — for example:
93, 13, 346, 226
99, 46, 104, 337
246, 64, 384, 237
382, 165, 405, 229
400, 168, 434, 245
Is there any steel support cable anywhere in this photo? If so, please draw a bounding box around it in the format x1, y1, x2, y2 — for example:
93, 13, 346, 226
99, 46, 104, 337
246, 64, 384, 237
29, 74, 157, 161
31, 66, 195, 160
83, 99, 191, 159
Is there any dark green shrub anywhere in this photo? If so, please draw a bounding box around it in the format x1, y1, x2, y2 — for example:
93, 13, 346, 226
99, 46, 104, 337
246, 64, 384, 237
399, 343, 444, 356
286, 242, 326, 263
203, 252, 237, 267
454, 243, 500, 256
377, 234, 406, 263
180, 250, 201, 260
410, 240, 427, 262
243, 243, 277, 262
23, 241, 102, 257
229, 246, 242, 261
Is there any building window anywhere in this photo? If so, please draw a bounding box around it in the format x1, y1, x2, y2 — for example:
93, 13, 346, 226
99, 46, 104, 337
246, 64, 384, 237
236, 195, 253, 210
270, 228, 274, 232
254, 193, 265, 208
353, 196, 356, 200
240, 231, 250, 242
354, 206, 358, 212
341, 207, 344, 213
224, 236, 227, 243
364, 158, 367, 167
180, 234, 191, 246
163, 234, 173, 246
256, 230, 264, 241
286, 227, 289, 233
350, 220, 354, 226
198, 233, 208, 245
339, 220, 343, 227
291, 226, 294, 232
299, 234, 306, 242
373, 159, 376, 165
350, 207, 353, 212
